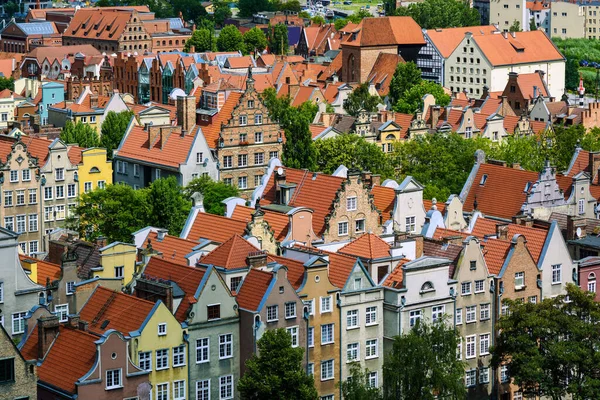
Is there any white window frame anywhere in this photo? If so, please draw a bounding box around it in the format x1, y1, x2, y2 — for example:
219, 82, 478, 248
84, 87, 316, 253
286, 326, 299, 348
465, 335, 476, 359
474, 279, 485, 293
219, 333, 233, 359
466, 305, 476, 323
409, 310, 422, 327
285, 302, 296, 319
480, 303, 490, 320
219, 375, 234, 399
515, 272, 525, 289
347, 342, 359, 362
346, 309, 358, 329
365, 338, 378, 359
267, 305, 278, 322
196, 337, 209, 364
173, 345, 186, 367
320, 359, 334, 381
173, 380, 186, 400
321, 323, 334, 345
455, 308, 463, 325
54, 304, 68, 322
365, 306, 377, 325
480, 366, 489, 384
106, 368, 122, 390
346, 196, 357, 211
139, 351, 152, 371
338, 221, 349, 236
461, 281, 472, 295
196, 380, 210, 400
480, 333, 490, 355
432, 305, 444, 323
552, 264, 562, 284
158, 323, 167, 336
156, 349, 169, 370
320, 296, 332, 313
156, 382, 169, 400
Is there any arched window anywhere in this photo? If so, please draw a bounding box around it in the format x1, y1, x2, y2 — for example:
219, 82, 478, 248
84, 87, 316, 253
348, 54, 355, 82
420, 281, 434, 292
588, 272, 597, 293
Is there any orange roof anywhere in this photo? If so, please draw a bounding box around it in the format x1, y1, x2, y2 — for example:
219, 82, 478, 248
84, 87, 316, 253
383, 258, 410, 288
185, 212, 247, 243
432, 227, 469, 241
200, 234, 271, 269
393, 112, 414, 139
566, 148, 590, 177
343, 17, 425, 47
339, 233, 391, 259
426, 25, 498, 58
0, 135, 83, 165
225, 56, 254, 69
513, 72, 549, 100
65, 9, 133, 41
327, 251, 358, 288
142, 257, 207, 322
309, 124, 327, 139
371, 185, 395, 217
235, 268, 273, 311
368, 53, 404, 96
291, 86, 318, 107
231, 205, 289, 242
20, 255, 61, 286
423, 199, 446, 213
268, 254, 305, 289
143, 231, 197, 265
200, 92, 242, 148
480, 238, 511, 275
79, 286, 155, 335
473, 30, 564, 66
25, 45, 101, 63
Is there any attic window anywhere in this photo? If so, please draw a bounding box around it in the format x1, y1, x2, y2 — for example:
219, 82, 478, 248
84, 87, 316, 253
480, 174, 488, 186
420, 281, 435, 293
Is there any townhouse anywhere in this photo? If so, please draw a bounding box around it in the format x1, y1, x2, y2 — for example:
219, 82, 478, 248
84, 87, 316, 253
0, 324, 37, 399
0, 21, 62, 54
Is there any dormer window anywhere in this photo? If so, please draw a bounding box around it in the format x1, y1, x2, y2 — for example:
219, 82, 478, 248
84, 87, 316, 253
420, 281, 435, 293
480, 174, 488, 186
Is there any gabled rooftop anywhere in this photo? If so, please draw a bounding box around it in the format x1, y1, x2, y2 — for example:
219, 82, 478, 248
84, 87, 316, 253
199, 234, 272, 270
183, 211, 247, 243
235, 268, 273, 312
338, 233, 391, 259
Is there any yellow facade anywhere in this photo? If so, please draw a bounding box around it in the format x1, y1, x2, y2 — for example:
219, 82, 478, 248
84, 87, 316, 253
129, 301, 189, 397
98, 242, 137, 286
73, 113, 101, 132
378, 123, 401, 153
78, 148, 113, 195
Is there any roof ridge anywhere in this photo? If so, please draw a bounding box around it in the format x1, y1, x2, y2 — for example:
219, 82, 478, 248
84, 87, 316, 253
290, 169, 310, 204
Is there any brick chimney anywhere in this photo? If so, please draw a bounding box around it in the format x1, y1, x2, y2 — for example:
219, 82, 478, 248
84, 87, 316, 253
38, 315, 60, 359
431, 105, 441, 128
413, 235, 424, 258
589, 151, 600, 184
176, 95, 197, 134
247, 250, 268, 269
95, 236, 106, 248
67, 315, 80, 329
147, 125, 161, 148
361, 171, 373, 187
78, 320, 89, 331
496, 223, 509, 240
90, 94, 99, 109
567, 215, 587, 240
157, 229, 168, 241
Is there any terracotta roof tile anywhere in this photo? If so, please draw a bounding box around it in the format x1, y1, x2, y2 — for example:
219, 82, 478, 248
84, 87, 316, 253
338, 233, 391, 259
65, 9, 133, 41
480, 238, 511, 275
393, 112, 414, 139
426, 25, 498, 58
200, 234, 268, 269
142, 257, 207, 321
231, 205, 289, 241
343, 17, 425, 47
326, 250, 357, 288
143, 231, 197, 265
383, 258, 410, 288
422, 239, 462, 277
371, 185, 395, 217
235, 268, 273, 311
515, 72, 549, 100
367, 53, 404, 96
20, 255, 61, 286
184, 212, 247, 243
268, 254, 305, 289
200, 92, 242, 148
432, 227, 470, 241
566, 148, 590, 177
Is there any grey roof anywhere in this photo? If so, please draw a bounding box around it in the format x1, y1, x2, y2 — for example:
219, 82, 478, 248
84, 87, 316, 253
167, 18, 184, 30
568, 235, 600, 250
16, 22, 56, 35
404, 256, 452, 270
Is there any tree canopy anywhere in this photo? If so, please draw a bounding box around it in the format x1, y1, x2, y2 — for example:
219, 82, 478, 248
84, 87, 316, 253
217, 25, 245, 52
0, 77, 14, 92
269, 23, 289, 56
238, 0, 273, 17
60, 120, 100, 148
344, 83, 382, 116
185, 28, 215, 52
100, 110, 134, 159
338, 363, 383, 400
389, 62, 422, 105
238, 328, 318, 400
393, 81, 450, 113
243, 27, 269, 55
146, 176, 191, 235
393, 0, 481, 29
184, 175, 240, 215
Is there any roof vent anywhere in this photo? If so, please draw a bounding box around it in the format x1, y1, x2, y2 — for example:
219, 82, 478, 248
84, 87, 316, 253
100, 319, 110, 329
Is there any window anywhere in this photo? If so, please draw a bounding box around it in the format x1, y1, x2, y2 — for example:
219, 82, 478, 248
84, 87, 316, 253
321, 360, 334, 381
196, 380, 210, 400
466, 335, 476, 359
208, 304, 221, 320
461, 281, 472, 295
224, 178, 232, 186
320, 296, 332, 313
255, 132, 263, 143
588, 273, 596, 293
355, 219, 365, 233
304, 299, 315, 315
465, 369, 476, 387
466, 305, 476, 323
16, 190, 24, 206
465, 126, 472, 139
239, 115, 247, 126
365, 338, 378, 358
238, 154, 247, 167
409, 310, 422, 327
238, 176, 247, 189
156, 383, 169, 400
29, 189, 37, 204
173, 345, 186, 367
84, 182, 92, 193
321, 323, 334, 344
368, 371, 378, 388
405, 216, 416, 232
475, 280, 484, 293
55, 205, 65, 220
254, 152, 264, 165
223, 156, 232, 168
285, 302, 296, 319
81, 116, 87, 123
219, 375, 233, 399
55, 185, 64, 199
55, 168, 64, 181
254, 114, 263, 125
513, 391, 523, 400
455, 308, 463, 325
308, 326, 314, 347
248, 100, 255, 108
12, 312, 26, 334
16, 215, 25, 233
55, 304, 68, 322
347, 342, 359, 362
196, 152, 203, 164
230, 276, 242, 292
432, 305, 444, 323
501, 365, 509, 382
3, 217, 12, 231
480, 333, 490, 355
9, 170, 17, 182
552, 264, 562, 284
98, 181, 105, 189
480, 367, 489, 384
44, 206, 53, 221
4, 191, 12, 206
133, 164, 140, 177
347, 309, 358, 328
515, 272, 525, 289
347, 197, 357, 211
364, 306, 377, 325
196, 337, 209, 363
267, 305, 278, 322
502, 302, 509, 316
457, 338, 462, 360
173, 380, 185, 400
219, 334, 233, 359
338, 221, 348, 236
106, 369, 122, 389
139, 351, 152, 371
0, 282, 3, 303
269, 151, 279, 159
480, 303, 490, 320
287, 326, 299, 347
29, 241, 38, 255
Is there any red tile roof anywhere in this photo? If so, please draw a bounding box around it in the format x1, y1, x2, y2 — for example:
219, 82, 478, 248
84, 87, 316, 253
79, 286, 155, 335
393, 112, 414, 139
185, 212, 247, 243
231, 205, 289, 241
200, 92, 242, 148
432, 227, 469, 241
566, 149, 590, 177
343, 17, 425, 47
473, 30, 563, 66
383, 258, 410, 288
426, 25, 498, 58
327, 251, 358, 288
235, 268, 273, 311
0, 136, 83, 165
371, 185, 395, 217
143, 231, 197, 265
268, 254, 305, 289
515, 72, 549, 100
20, 255, 61, 286
368, 53, 404, 96
65, 9, 133, 41
200, 234, 271, 269
480, 238, 512, 275
338, 233, 391, 259
142, 257, 207, 322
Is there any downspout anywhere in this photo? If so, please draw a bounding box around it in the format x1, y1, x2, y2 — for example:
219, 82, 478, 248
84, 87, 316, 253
337, 292, 342, 400
253, 315, 261, 355
492, 279, 503, 400
303, 306, 309, 375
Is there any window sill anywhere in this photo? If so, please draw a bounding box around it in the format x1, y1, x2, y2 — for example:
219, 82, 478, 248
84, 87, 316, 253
173, 364, 186, 368
346, 359, 358, 364
156, 367, 169, 371
466, 320, 476, 324
461, 293, 471, 296
365, 323, 378, 327
285, 316, 297, 320
196, 360, 209, 364
552, 282, 562, 286
219, 356, 233, 360
365, 355, 378, 360
267, 319, 278, 323
321, 377, 334, 382
347, 326, 359, 330
106, 386, 123, 391
515, 286, 526, 292
474, 291, 484, 294
321, 342, 334, 346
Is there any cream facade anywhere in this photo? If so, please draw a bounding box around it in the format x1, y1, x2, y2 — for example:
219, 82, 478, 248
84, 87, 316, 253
549, 2, 585, 39
489, 0, 527, 31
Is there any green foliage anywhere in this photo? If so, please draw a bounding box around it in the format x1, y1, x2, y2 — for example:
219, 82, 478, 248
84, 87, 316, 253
509, 19, 521, 32
67, 183, 150, 243
0, 77, 14, 92
185, 28, 215, 52
146, 176, 191, 235
184, 175, 239, 215
217, 25, 245, 52
269, 23, 289, 56
213, 1, 233, 27
347, 9, 373, 24
529, 17, 537, 32
172, 0, 207, 24
394, 0, 480, 29
278, 0, 302, 12
338, 363, 383, 400
60, 120, 100, 148
238, 0, 273, 17
243, 27, 269, 54
389, 62, 422, 105
383, 317, 466, 399
553, 37, 600, 65
315, 134, 395, 179
393, 81, 450, 114
565, 58, 580, 91
100, 111, 134, 159
4, 1, 19, 17
238, 329, 318, 400
344, 83, 382, 116
487, 134, 547, 172
311, 15, 326, 25
335, 18, 349, 30
492, 284, 600, 399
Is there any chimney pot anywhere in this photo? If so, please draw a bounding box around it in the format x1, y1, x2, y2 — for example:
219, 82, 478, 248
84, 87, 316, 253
496, 223, 509, 240
157, 229, 168, 241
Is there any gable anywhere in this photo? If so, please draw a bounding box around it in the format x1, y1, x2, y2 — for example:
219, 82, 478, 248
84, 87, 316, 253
342, 260, 374, 292
191, 268, 237, 323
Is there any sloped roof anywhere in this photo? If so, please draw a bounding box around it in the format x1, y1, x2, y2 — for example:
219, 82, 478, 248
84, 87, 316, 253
432, 227, 469, 241
268, 254, 305, 289
422, 239, 463, 278
79, 286, 155, 335
200, 91, 242, 148
516, 72, 549, 100
382, 258, 410, 288
566, 148, 590, 178
371, 185, 395, 217
200, 234, 272, 269
65, 9, 132, 41
327, 251, 358, 288
142, 257, 207, 322
480, 238, 512, 275
343, 17, 425, 47
426, 25, 498, 58
16, 22, 58, 35
473, 30, 564, 66
184, 211, 247, 243
20, 255, 61, 286
368, 53, 404, 96
143, 231, 197, 265
235, 268, 273, 312
25, 45, 101, 63
231, 205, 290, 242
338, 233, 391, 259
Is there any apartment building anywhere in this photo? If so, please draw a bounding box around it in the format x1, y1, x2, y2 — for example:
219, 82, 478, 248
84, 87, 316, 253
490, 0, 528, 31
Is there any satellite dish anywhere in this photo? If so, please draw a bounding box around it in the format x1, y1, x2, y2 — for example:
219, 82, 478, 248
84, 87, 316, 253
277, 167, 283, 176
576, 227, 582, 238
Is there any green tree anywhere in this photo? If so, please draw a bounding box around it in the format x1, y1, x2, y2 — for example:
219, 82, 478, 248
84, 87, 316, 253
279, 0, 302, 12
217, 25, 245, 52
238, 0, 272, 17
0, 77, 14, 91
172, 0, 207, 24
269, 23, 289, 55
67, 184, 149, 243
238, 329, 318, 400
488, 134, 547, 172
565, 58, 580, 91
311, 15, 326, 25
281, 102, 318, 170
185, 28, 215, 52
243, 27, 269, 55
347, 9, 373, 24
100, 111, 134, 159
338, 363, 383, 400
60, 120, 100, 148
509, 19, 521, 32
394, 0, 480, 29
146, 177, 191, 235
393, 81, 450, 113
262, 87, 291, 122
3, 1, 19, 17
212, 1, 232, 27
383, 317, 466, 399
184, 175, 239, 215
492, 284, 600, 400
389, 62, 422, 105
335, 18, 349, 30
344, 83, 381, 116
529, 17, 537, 31
315, 134, 394, 179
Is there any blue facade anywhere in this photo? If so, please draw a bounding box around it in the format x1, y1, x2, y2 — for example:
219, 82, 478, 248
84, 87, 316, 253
39, 81, 64, 125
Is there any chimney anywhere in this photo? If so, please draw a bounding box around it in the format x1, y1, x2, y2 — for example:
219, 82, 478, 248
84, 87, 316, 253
247, 250, 268, 269
148, 125, 161, 148
481, 85, 489, 99
431, 105, 441, 128
512, 162, 520, 169
589, 151, 600, 184
496, 223, 509, 240
159, 127, 173, 149
361, 171, 373, 187
90, 94, 98, 109
95, 236, 106, 248
413, 235, 424, 258
176, 95, 197, 133
533, 86, 538, 99
78, 320, 89, 331
500, 96, 510, 116
67, 315, 80, 328
157, 228, 168, 241
38, 315, 60, 359
371, 174, 381, 187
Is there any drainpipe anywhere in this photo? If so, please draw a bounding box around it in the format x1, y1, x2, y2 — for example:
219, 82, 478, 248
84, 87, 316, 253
303, 305, 310, 375
492, 279, 503, 400
253, 315, 261, 355
398, 295, 406, 336
449, 287, 457, 331
337, 292, 342, 400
